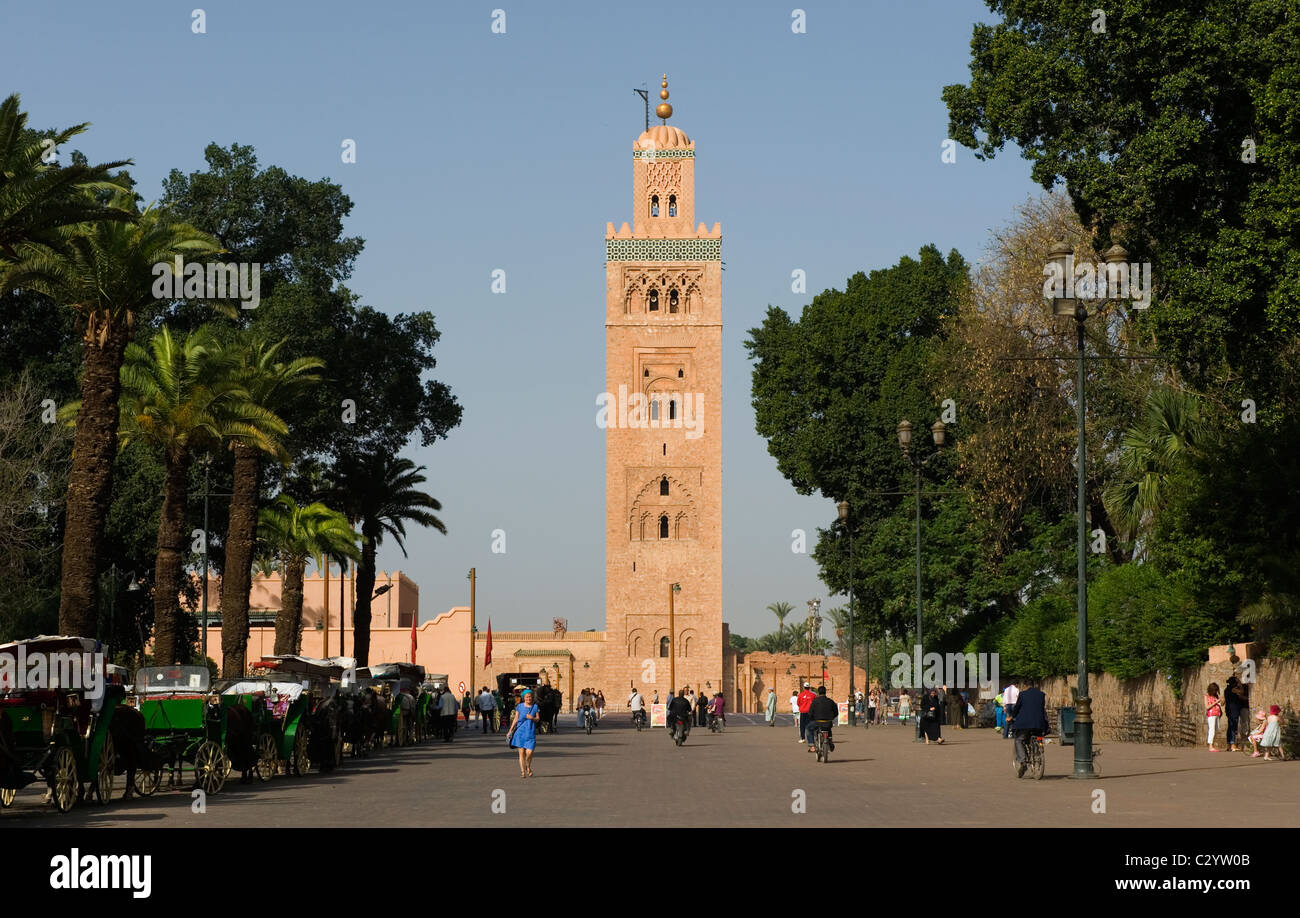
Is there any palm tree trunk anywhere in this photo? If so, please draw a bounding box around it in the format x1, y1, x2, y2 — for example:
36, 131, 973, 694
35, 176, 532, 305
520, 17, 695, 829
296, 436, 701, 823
57, 319, 130, 636
152, 444, 190, 664
352, 529, 378, 668
220, 444, 260, 676
274, 555, 306, 655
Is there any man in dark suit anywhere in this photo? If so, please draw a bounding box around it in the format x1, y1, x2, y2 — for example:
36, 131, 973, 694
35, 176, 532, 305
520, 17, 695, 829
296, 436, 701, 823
1008, 678, 1050, 770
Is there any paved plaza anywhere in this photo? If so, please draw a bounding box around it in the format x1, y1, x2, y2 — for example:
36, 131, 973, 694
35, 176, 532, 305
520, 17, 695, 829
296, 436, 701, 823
5, 714, 1297, 828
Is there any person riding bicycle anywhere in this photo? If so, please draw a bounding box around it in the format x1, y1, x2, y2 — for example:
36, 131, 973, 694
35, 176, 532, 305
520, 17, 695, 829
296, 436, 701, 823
707, 692, 727, 729
1008, 678, 1049, 769
628, 688, 646, 725
806, 685, 838, 753
666, 689, 692, 736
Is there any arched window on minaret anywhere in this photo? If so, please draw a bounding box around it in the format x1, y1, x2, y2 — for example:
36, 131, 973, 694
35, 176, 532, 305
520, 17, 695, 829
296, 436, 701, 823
659, 515, 669, 539
669, 400, 677, 420
659, 636, 670, 658
669, 289, 679, 313
648, 289, 659, 311
650, 398, 659, 421
668, 194, 677, 217
651, 195, 659, 217
660, 477, 669, 496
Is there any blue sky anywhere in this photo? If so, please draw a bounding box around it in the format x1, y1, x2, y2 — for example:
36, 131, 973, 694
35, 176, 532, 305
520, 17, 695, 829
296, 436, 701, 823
7, 0, 1039, 638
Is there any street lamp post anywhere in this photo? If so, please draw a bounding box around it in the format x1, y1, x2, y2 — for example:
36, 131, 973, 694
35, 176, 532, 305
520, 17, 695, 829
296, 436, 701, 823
669, 582, 681, 693
837, 501, 855, 725
898, 418, 945, 742
1046, 240, 1127, 778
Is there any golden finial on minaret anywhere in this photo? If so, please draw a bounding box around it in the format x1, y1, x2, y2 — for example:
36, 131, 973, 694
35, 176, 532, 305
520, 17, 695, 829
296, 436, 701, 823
656, 74, 673, 122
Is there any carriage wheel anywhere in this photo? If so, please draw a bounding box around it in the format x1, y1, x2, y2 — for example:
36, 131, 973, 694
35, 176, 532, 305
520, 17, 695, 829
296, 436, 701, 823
133, 768, 161, 797
0, 786, 15, 807
194, 740, 228, 795
256, 734, 277, 782
292, 726, 311, 776
50, 747, 78, 813
94, 733, 116, 805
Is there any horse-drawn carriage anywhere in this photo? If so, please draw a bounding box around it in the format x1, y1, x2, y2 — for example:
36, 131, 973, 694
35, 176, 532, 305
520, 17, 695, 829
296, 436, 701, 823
131, 664, 235, 795
253, 654, 352, 771
0, 635, 124, 812
361, 662, 424, 747
495, 672, 561, 733
220, 675, 316, 778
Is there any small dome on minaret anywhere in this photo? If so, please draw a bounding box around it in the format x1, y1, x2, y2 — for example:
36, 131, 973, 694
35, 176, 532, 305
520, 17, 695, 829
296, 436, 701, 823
634, 74, 691, 149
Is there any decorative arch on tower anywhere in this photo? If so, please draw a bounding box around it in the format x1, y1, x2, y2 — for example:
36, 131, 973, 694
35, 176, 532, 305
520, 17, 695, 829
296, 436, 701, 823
629, 472, 697, 541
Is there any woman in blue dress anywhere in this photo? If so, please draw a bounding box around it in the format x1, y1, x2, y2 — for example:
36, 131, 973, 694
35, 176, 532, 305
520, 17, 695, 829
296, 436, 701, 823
508, 689, 541, 778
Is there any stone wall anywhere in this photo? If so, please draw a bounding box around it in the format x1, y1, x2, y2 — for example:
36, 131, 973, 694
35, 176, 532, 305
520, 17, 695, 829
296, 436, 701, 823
1039, 646, 1300, 752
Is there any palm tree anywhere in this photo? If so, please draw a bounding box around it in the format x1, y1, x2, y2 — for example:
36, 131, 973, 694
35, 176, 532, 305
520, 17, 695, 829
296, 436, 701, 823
257, 495, 359, 655
767, 601, 794, 637
4, 193, 220, 635
0, 92, 132, 260
119, 325, 284, 663
326, 452, 445, 667
1103, 386, 1205, 555
218, 334, 323, 677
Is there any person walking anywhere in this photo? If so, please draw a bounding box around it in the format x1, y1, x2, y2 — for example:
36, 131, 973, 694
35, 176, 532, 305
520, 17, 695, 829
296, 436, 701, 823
897, 688, 911, 725
765, 687, 777, 726
789, 688, 801, 740
507, 688, 540, 778
921, 687, 945, 745
696, 691, 708, 727
864, 690, 875, 728
439, 685, 460, 740
1225, 676, 1249, 752
1001, 680, 1019, 739
596, 690, 606, 721
491, 688, 504, 731
461, 690, 472, 727
477, 686, 497, 733
1205, 682, 1223, 751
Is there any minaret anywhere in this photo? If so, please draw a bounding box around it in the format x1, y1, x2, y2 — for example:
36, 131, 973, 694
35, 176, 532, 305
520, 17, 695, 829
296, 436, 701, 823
604, 76, 723, 701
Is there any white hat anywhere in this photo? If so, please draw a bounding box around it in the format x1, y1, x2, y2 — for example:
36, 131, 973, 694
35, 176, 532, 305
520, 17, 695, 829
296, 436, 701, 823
803, 682, 810, 687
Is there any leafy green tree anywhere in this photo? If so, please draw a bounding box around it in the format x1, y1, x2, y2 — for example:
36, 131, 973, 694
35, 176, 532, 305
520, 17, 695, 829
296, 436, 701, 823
944, 0, 1300, 409
325, 453, 445, 667
256, 495, 359, 655
4, 193, 221, 635
748, 246, 972, 646
118, 325, 284, 663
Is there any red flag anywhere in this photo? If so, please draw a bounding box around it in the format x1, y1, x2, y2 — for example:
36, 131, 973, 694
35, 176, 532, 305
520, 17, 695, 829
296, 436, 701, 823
410, 614, 418, 663
484, 618, 493, 666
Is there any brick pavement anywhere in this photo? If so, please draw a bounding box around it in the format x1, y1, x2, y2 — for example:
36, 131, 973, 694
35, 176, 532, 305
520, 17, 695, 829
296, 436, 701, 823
4, 714, 1297, 827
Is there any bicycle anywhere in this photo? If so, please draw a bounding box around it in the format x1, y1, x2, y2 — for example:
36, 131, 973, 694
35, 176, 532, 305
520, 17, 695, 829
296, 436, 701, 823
1015, 730, 1045, 780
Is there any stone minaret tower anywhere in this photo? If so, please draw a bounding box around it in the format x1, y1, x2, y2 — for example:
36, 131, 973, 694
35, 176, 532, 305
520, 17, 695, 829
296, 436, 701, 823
603, 76, 723, 702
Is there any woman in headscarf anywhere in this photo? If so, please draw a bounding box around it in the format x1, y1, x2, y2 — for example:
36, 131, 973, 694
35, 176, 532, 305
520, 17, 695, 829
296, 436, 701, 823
921, 687, 945, 744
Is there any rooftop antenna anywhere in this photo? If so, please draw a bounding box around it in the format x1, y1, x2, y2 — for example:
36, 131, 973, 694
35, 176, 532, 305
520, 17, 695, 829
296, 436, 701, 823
633, 83, 649, 133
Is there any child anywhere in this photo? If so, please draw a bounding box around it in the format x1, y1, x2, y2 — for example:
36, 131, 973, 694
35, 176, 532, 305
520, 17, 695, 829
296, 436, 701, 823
1248, 709, 1267, 757
1205, 683, 1223, 751
1260, 704, 1285, 761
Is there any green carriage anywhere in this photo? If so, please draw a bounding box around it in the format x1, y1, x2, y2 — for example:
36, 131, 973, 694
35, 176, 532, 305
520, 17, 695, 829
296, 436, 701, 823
132, 665, 233, 796
360, 662, 424, 746
253, 654, 351, 770
221, 677, 315, 776
0, 635, 124, 813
